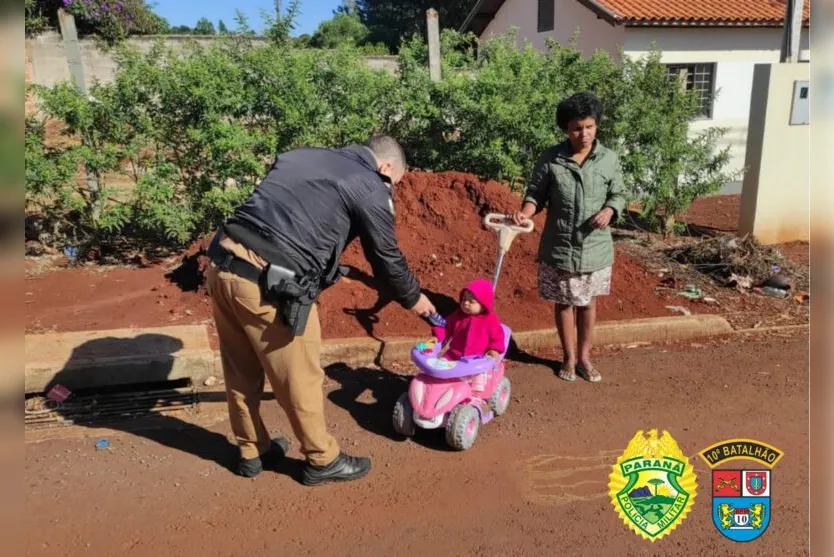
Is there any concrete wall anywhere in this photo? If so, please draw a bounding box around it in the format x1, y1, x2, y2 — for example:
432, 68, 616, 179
738, 63, 810, 244
624, 27, 811, 177
24, 32, 399, 91
481, 0, 625, 58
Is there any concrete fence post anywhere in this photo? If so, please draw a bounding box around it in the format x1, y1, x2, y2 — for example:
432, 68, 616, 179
57, 8, 102, 222
427, 8, 441, 82
57, 9, 87, 95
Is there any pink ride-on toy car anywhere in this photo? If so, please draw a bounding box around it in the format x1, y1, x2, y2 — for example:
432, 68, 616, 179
392, 321, 513, 450
392, 213, 533, 450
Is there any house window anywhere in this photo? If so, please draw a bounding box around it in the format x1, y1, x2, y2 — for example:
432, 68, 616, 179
538, 0, 554, 32
666, 63, 716, 118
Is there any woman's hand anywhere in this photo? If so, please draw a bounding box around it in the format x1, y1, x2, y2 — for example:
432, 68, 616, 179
512, 202, 536, 226
485, 350, 500, 359
511, 213, 528, 227
590, 207, 615, 230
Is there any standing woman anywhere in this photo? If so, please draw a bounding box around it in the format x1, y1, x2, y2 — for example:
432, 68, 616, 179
512, 91, 626, 383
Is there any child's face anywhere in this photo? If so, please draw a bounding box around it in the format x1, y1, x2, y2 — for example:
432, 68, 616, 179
460, 290, 483, 315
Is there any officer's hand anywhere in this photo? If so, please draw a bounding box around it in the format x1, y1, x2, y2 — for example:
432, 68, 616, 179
410, 293, 436, 318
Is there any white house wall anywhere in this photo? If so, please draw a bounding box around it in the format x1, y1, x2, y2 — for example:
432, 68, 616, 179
623, 27, 811, 177
481, 0, 625, 57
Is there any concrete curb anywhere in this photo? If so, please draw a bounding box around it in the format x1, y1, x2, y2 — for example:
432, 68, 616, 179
732, 323, 808, 334
510, 314, 734, 353
24, 325, 214, 394
24, 315, 733, 393
216, 315, 734, 377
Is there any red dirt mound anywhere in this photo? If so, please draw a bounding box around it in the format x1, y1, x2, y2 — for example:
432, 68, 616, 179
319, 171, 693, 338
680, 194, 740, 233
166, 235, 213, 293
25, 171, 697, 341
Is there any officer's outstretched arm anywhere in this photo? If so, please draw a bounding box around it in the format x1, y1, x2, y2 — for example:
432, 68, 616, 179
354, 191, 421, 309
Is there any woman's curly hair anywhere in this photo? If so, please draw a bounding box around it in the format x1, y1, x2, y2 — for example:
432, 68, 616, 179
556, 91, 604, 132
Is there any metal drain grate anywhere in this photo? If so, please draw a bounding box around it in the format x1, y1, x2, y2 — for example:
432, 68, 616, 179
25, 381, 199, 429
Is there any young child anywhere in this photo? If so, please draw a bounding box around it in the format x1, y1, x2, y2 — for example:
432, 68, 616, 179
430, 278, 505, 396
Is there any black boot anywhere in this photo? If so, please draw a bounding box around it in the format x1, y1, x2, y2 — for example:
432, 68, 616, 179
237, 437, 290, 478
302, 452, 371, 486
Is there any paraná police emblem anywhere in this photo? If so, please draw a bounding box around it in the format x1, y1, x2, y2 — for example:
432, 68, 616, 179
608, 429, 697, 542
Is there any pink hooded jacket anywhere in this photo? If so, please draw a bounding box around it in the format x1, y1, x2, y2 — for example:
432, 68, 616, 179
431, 278, 505, 361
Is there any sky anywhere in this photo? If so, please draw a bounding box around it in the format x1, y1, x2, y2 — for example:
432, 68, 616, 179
152, 0, 344, 36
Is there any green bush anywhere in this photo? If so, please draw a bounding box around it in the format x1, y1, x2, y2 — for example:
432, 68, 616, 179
26, 36, 399, 249
25, 29, 734, 253
310, 12, 369, 49
25, 116, 78, 232
27, 82, 136, 243
25, 0, 50, 37
392, 31, 734, 232
610, 49, 739, 234
392, 30, 624, 185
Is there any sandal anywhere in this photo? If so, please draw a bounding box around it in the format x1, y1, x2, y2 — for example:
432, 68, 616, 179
557, 365, 577, 382
577, 365, 602, 383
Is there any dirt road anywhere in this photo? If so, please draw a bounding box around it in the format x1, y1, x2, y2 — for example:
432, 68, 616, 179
25, 331, 808, 556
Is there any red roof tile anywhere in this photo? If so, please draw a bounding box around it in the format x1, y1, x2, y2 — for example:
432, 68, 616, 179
594, 0, 810, 26
462, 0, 810, 36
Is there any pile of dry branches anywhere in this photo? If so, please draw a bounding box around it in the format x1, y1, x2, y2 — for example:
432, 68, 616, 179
665, 234, 808, 288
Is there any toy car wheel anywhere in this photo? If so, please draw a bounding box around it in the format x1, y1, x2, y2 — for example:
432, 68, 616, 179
392, 392, 416, 437
488, 377, 511, 416
445, 404, 479, 450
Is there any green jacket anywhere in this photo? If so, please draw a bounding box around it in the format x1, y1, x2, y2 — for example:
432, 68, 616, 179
523, 140, 627, 273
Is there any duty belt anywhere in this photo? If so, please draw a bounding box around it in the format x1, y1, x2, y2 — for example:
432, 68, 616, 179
210, 251, 263, 285
207, 233, 317, 337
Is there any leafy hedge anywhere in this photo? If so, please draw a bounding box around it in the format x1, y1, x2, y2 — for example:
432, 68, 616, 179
25, 30, 736, 253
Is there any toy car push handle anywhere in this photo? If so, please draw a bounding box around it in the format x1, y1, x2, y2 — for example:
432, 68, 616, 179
484, 213, 535, 290
484, 213, 535, 234
483, 213, 534, 252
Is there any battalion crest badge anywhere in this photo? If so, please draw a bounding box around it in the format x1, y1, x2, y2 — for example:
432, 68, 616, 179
700, 439, 783, 542
608, 429, 697, 542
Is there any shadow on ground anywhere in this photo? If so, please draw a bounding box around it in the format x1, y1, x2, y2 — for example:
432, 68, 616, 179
41, 334, 306, 483
325, 362, 458, 451
341, 265, 458, 343
323, 327, 567, 449
505, 337, 561, 372
38, 327, 564, 465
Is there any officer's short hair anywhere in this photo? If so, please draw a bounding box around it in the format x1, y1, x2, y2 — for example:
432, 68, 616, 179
367, 135, 406, 172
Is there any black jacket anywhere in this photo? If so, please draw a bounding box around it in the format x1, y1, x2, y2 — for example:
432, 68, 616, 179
223, 145, 421, 309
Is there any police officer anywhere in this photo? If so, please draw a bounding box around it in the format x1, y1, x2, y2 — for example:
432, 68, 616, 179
206, 135, 436, 485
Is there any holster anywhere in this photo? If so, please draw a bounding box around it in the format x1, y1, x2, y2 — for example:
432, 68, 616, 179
208, 228, 320, 337
260, 263, 320, 337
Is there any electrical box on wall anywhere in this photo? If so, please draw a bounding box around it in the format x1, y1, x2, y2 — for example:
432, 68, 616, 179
790, 80, 809, 125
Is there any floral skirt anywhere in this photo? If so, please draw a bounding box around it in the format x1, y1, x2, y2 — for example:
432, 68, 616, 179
538, 262, 612, 306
